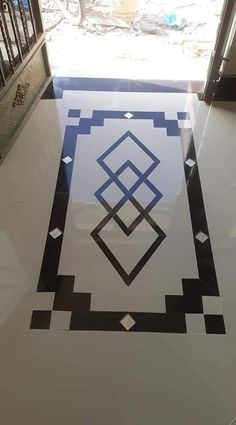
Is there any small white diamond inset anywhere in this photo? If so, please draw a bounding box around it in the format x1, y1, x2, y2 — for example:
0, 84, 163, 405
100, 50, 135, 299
49, 228, 63, 239
195, 231, 209, 243
124, 112, 133, 119
185, 159, 195, 168
120, 314, 136, 331
62, 156, 73, 164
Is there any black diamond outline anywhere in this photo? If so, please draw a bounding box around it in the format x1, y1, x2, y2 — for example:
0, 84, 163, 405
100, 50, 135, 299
91, 198, 166, 286
94, 159, 162, 236
91, 131, 166, 285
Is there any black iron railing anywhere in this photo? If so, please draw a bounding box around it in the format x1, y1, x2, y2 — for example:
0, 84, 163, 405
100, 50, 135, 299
0, 0, 38, 87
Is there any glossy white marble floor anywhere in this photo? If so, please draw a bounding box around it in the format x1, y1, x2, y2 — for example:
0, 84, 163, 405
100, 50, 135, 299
0, 81, 236, 425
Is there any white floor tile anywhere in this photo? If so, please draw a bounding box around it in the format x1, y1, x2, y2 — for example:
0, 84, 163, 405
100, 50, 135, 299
0, 86, 235, 425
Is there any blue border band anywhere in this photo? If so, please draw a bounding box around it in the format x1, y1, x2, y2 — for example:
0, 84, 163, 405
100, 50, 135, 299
41, 77, 203, 99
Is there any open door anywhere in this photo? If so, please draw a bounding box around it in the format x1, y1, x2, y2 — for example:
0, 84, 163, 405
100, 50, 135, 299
0, 0, 51, 161
202, 0, 236, 102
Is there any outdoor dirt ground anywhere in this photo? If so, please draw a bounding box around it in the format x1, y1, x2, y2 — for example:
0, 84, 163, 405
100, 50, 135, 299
41, 0, 224, 80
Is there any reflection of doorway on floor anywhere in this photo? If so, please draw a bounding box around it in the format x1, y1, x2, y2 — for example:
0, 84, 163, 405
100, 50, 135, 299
41, 0, 224, 80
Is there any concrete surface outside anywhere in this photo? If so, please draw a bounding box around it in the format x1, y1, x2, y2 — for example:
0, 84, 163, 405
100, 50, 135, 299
41, 0, 224, 80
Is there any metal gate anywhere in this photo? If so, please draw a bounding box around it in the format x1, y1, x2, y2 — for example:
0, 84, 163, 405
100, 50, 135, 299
0, 0, 50, 160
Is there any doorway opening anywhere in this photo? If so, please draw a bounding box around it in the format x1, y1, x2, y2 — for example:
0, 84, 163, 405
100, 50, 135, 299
41, 0, 224, 85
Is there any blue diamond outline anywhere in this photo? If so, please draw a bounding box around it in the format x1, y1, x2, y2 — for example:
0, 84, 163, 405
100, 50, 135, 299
95, 160, 163, 236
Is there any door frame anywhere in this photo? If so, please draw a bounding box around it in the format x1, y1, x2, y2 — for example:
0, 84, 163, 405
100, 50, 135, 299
202, 0, 236, 102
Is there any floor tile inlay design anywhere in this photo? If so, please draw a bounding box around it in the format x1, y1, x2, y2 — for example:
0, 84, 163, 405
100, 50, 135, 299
30, 108, 225, 334
91, 131, 166, 286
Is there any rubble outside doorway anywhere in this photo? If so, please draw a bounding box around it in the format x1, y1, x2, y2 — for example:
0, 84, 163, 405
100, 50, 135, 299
41, 0, 224, 80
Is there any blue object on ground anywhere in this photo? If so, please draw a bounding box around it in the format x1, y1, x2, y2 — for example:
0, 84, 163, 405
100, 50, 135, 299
163, 12, 177, 26
13, 0, 29, 9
